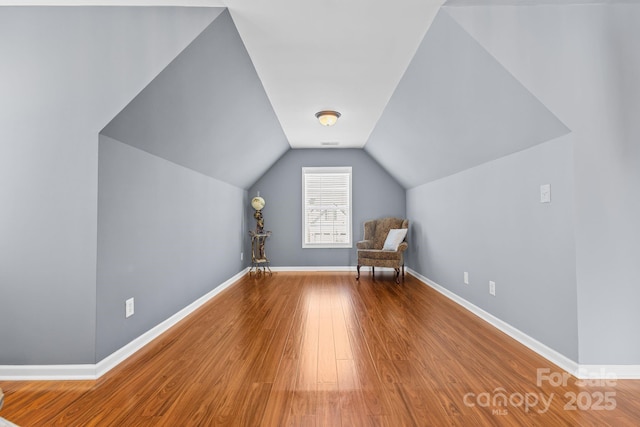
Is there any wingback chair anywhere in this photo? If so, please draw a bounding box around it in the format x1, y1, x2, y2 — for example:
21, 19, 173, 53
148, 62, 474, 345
356, 217, 409, 283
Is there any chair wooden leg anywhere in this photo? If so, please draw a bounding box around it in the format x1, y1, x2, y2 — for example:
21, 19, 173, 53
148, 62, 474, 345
402, 264, 405, 277
395, 268, 400, 284
356, 265, 360, 280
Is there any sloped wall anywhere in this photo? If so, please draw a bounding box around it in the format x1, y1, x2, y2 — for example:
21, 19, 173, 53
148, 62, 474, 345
96, 11, 287, 361
448, 1, 640, 365
368, 7, 580, 361
0, 6, 222, 365
96, 136, 245, 360
366, 10, 569, 189
407, 136, 579, 360
101, 10, 289, 189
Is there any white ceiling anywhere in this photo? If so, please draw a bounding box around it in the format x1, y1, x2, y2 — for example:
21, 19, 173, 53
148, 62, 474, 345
225, 0, 445, 148
4, 0, 444, 148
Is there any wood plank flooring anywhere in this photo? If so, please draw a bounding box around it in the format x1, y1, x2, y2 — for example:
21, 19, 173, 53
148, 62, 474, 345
2, 271, 640, 426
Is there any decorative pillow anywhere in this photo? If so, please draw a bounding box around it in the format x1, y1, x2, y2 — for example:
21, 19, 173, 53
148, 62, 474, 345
382, 228, 408, 251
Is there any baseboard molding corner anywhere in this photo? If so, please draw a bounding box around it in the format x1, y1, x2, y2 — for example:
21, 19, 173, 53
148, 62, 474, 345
0, 268, 249, 381
95, 267, 249, 378
406, 268, 581, 375
407, 268, 640, 379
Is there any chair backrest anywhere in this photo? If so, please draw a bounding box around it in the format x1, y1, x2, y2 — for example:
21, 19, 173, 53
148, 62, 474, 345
364, 217, 409, 250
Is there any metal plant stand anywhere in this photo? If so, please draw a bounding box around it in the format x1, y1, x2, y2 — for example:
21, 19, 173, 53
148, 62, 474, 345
249, 230, 272, 277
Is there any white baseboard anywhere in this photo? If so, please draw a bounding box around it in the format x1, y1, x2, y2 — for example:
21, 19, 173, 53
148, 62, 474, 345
0, 364, 97, 381
269, 266, 405, 272
406, 268, 640, 380
576, 365, 640, 380
4, 267, 639, 381
270, 266, 357, 272
0, 416, 19, 427
0, 268, 249, 381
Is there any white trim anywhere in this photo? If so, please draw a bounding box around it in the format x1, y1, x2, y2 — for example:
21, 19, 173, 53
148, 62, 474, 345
270, 265, 395, 274
270, 266, 357, 272
0, 416, 19, 427
4, 267, 640, 381
405, 268, 578, 375
264, 266, 398, 272
576, 365, 640, 380
406, 268, 640, 380
0, 364, 97, 381
0, 1, 223, 6
0, 268, 249, 381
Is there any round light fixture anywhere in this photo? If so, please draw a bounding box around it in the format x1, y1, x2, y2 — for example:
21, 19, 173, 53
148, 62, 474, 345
315, 110, 341, 127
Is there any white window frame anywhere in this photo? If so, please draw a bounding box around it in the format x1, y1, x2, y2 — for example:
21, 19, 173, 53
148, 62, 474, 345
302, 166, 353, 249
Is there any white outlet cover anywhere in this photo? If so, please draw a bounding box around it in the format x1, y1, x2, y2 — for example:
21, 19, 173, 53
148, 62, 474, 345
464, 272, 469, 285
489, 281, 496, 296
540, 184, 551, 203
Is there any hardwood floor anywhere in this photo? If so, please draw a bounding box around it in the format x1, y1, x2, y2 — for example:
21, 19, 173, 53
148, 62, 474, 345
2, 271, 640, 426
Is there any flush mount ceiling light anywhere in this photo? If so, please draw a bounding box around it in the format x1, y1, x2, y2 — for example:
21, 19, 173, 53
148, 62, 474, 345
315, 110, 341, 127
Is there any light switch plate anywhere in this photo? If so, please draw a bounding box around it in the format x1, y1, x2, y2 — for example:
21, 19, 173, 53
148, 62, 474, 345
125, 298, 135, 318
540, 184, 551, 203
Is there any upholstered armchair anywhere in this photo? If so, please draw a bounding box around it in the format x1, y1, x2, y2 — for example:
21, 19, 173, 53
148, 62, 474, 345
356, 217, 409, 283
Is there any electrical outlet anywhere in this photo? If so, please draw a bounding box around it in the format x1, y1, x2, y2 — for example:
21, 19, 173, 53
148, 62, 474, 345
464, 271, 469, 285
125, 298, 135, 318
240, 252, 244, 261
489, 281, 496, 296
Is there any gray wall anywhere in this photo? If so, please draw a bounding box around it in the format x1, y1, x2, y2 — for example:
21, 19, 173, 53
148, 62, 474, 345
0, 7, 222, 364
96, 136, 245, 360
448, 0, 640, 366
369, 7, 580, 361
366, 10, 569, 189
101, 10, 289, 189
247, 149, 406, 267
407, 137, 579, 360
96, 10, 287, 361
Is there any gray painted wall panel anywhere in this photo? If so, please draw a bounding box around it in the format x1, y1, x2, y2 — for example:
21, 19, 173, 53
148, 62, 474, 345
407, 138, 579, 360
102, 10, 289, 190
366, 10, 569, 189
247, 149, 405, 267
448, 0, 640, 366
97, 135, 245, 361
0, 6, 221, 364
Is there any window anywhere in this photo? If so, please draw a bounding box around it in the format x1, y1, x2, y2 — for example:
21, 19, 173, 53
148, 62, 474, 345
302, 167, 352, 248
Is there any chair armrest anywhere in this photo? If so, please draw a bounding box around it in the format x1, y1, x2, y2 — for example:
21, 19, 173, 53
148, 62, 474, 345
397, 242, 408, 253
357, 240, 373, 249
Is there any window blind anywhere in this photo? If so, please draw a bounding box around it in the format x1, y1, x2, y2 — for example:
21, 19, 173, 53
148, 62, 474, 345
302, 167, 352, 248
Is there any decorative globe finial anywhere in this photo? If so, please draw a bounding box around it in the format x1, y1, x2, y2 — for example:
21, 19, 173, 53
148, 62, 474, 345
251, 193, 266, 233
251, 195, 265, 211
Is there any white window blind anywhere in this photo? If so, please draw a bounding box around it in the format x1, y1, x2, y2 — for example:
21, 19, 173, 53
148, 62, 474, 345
302, 167, 352, 248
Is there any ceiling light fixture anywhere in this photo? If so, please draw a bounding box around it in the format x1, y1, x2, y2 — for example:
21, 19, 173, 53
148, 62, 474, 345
315, 110, 341, 127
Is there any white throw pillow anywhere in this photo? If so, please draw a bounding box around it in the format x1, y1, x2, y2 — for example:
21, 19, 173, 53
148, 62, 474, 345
382, 228, 408, 251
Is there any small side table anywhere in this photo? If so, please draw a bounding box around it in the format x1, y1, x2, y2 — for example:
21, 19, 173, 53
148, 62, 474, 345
249, 230, 272, 276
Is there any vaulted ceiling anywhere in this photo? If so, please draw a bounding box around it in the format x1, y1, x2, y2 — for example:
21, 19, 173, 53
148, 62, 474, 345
4, 0, 573, 189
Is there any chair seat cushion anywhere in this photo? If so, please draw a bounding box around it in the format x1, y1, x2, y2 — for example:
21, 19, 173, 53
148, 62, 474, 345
357, 249, 403, 261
